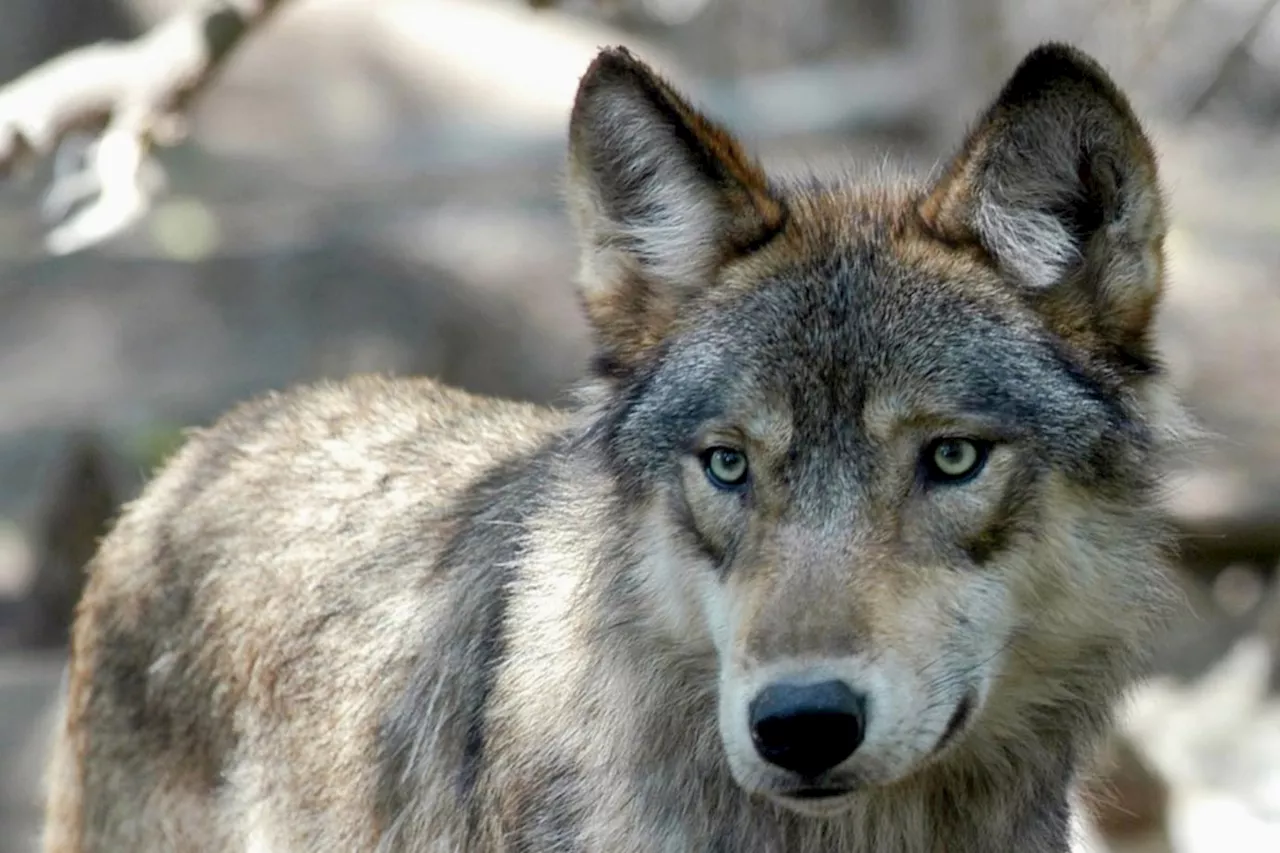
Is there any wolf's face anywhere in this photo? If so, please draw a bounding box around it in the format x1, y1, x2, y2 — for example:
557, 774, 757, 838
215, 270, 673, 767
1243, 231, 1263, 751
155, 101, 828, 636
567, 46, 1177, 815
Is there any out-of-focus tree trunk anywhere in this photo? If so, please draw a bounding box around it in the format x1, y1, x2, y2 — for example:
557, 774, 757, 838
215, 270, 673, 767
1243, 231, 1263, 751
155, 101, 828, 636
18, 434, 118, 649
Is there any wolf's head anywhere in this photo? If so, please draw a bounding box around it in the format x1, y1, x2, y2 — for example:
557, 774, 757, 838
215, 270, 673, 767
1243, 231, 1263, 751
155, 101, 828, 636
565, 44, 1183, 817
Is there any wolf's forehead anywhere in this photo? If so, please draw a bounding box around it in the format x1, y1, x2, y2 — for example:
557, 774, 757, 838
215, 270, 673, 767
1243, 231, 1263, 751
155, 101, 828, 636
692, 253, 1104, 445
716, 250, 1029, 389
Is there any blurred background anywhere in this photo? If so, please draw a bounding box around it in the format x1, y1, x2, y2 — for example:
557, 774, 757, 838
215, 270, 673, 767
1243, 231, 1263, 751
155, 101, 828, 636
1, 1, 1279, 851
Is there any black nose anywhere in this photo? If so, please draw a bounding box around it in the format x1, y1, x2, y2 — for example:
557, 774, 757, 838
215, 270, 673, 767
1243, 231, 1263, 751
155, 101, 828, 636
748, 679, 867, 778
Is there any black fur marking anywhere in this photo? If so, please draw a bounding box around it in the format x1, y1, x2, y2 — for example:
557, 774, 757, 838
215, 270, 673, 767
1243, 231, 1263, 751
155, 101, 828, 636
963, 463, 1043, 565
1111, 344, 1158, 378
671, 486, 727, 567
734, 198, 790, 256
990, 42, 1122, 114
589, 350, 631, 383
1052, 151, 1110, 251
458, 590, 508, 803
375, 435, 566, 840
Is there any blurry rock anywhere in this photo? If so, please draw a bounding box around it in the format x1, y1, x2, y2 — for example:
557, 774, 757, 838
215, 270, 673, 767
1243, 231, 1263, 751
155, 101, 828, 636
1083, 732, 1170, 848
1107, 578, 1280, 853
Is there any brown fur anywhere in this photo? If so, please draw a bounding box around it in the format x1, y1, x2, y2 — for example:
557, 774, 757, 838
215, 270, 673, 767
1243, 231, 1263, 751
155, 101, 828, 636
43, 43, 1188, 853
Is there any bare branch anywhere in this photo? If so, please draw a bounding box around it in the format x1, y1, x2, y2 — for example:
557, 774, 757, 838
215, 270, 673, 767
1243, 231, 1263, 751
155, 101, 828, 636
0, 0, 591, 255
0, 0, 290, 254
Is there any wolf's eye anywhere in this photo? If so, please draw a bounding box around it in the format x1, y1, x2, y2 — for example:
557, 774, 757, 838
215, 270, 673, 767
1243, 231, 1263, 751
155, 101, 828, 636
923, 438, 990, 484
703, 447, 749, 489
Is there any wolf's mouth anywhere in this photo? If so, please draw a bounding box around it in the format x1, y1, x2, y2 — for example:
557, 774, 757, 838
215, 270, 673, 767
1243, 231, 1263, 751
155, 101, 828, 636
933, 691, 976, 753
770, 785, 858, 818
787, 787, 851, 800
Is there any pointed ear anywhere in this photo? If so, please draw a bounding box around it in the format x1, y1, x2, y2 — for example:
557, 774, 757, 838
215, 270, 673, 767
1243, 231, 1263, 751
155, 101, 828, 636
567, 47, 786, 377
919, 43, 1167, 373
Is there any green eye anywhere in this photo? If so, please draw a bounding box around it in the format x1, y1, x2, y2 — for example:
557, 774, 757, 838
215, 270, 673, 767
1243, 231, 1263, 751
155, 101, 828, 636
703, 447, 749, 489
924, 438, 990, 484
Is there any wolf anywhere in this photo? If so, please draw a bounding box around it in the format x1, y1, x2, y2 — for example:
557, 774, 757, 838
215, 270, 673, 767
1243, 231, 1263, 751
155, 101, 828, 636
42, 41, 1187, 853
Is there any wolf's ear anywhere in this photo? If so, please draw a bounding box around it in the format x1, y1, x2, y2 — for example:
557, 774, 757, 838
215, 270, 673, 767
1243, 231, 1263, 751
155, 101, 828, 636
567, 47, 785, 376
919, 43, 1166, 371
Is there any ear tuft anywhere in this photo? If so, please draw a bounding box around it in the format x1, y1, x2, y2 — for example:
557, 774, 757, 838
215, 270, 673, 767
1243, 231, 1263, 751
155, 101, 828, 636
567, 47, 785, 376
920, 42, 1167, 371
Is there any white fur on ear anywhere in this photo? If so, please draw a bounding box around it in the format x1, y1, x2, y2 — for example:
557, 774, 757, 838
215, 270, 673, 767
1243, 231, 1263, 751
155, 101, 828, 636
574, 88, 727, 291
973, 200, 1081, 291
